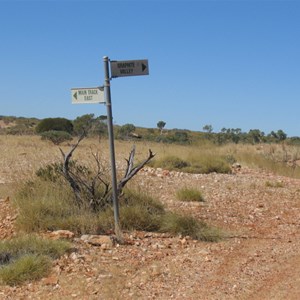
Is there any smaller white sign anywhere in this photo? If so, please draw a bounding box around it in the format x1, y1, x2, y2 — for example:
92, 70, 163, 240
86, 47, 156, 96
71, 87, 105, 104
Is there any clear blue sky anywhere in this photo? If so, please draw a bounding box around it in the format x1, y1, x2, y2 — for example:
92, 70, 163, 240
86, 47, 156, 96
1, 0, 299, 136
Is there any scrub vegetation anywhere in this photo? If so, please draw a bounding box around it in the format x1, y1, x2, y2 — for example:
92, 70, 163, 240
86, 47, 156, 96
0, 235, 71, 286
14, 166, 222, 241
0, 116, 300, 294
176, 187, 205, 202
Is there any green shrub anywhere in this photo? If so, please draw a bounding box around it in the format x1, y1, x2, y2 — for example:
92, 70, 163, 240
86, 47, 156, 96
0, 254, 51, 286
120, 189, 165, 231
40, 130, 73, 145
173, 131, 190, 144
73, 114, 95, 136
97, 189, 221, 242
0, 235, 71, 286
120, 205, 162, 231
121, 189, 165, 215
195, 158, 231, 174
97, 189, 165, 232
176, 187, 205, 202
14, 180, 100, 234
0, 235, 71, 260
117, 123, 136, 139
35, 118, 73, 134
35, 162, 63, 182
36, 161, 91, 183
160, 212, 222, 242
151, 154, 231, 174
185, 156, 232, 174
72, 114, 107, 137
151, 155, 190, 170
160, 212, 198, 236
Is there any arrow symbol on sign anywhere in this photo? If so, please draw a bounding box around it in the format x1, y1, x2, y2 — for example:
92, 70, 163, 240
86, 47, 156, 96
142, 63, 147, 72
73, 92, 77, 100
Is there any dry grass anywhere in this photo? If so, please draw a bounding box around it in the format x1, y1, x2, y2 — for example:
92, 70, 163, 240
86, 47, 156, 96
232, 144, 300, 178
1, 136, 300, 199
1, 136, 300, 187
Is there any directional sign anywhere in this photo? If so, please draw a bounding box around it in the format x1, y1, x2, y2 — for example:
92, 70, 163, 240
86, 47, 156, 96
71, 87, 105, 104
110, 59, 149, 78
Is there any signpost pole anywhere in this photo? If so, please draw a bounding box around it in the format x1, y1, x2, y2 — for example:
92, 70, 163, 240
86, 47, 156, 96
103, 56, 123, 242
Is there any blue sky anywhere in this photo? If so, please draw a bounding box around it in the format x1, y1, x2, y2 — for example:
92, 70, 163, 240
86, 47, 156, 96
0, 0, 299, 136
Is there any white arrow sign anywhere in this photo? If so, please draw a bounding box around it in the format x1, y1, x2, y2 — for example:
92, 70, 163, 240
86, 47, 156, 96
110, 59, 149, 78
71, 87, 105, 104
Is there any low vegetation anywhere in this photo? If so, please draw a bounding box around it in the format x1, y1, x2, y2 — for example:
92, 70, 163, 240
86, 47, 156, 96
0, 235, 71, 286
265, 181, 284, 188
176, 187, 205, 202
14, 179, 101, 234
15, 175, 222, 241
234, 144, 300, 178
149, 154, 232, 174
0, 254, 51, 286
13, 140, 224, 247
159, 213, 222, 242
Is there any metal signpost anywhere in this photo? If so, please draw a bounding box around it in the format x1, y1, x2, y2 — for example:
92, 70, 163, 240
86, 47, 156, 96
103, 56, 122, 240
71, 56, 149, 241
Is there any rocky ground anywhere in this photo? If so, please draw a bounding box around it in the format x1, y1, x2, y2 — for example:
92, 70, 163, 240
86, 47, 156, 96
0, 166, 299, 299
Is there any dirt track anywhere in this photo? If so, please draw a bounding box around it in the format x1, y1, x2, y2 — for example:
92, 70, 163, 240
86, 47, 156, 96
0, 164, 299, 299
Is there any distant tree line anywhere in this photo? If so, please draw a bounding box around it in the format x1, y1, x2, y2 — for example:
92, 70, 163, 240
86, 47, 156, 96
0, 115, 108, 144
202, 124, 290, 145
1, 115, 300, 146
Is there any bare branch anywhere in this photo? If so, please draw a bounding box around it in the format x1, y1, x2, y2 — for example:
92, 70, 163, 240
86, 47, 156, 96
59, 133, 86, 206
124, 145, 136, 178
117, 147, 155, 194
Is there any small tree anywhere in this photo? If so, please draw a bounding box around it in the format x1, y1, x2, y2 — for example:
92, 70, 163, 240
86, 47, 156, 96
73, 114, 108, 138
248, 129, 264, 144
203, 124, 213, 133
276, 129, 287, 142
118, 124, 136, 139
157, 121, 166, 135
73, 114, 95, 136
